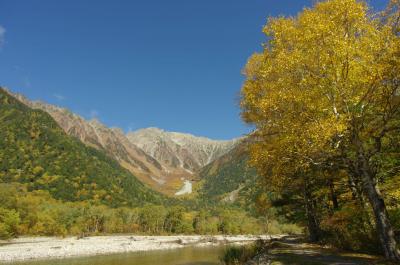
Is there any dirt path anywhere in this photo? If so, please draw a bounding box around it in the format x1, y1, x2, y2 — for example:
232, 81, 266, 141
252, 236, 394, 265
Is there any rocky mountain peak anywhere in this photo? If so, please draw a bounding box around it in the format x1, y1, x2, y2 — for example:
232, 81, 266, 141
3, 88, 242, 195
126, 127, 240, 173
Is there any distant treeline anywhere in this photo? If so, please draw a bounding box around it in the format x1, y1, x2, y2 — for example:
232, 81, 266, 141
0, 183, 300, 239
0, 74, 301, 240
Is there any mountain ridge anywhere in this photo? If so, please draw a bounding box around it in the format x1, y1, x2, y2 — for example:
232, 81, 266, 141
0, 87, 165, 206
3, 87, 242, 195
127, 127, 240, 174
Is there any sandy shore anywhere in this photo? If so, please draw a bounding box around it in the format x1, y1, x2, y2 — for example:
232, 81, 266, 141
0, 235, 284, 263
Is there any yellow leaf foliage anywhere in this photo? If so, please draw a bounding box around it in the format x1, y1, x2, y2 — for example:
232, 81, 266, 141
240, 0, 400, 187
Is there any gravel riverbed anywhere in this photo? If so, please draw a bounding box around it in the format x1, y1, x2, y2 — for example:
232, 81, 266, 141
0, 235, 284, 263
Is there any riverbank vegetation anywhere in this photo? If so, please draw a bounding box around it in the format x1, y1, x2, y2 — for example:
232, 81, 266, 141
3, 0, 399, 263
221, 239, 265, 265
240, 0, 400, 261
0, 78, 301, 240
0, 183, 300, 239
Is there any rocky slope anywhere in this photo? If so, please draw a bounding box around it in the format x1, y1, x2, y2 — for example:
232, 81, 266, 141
5, 88, 240, 195
127, 128, 239, 174
0, 88, 165, 206
7, 90, 171, 192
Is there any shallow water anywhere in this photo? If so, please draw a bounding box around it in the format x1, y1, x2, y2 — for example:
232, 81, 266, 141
7, 246, 225, 265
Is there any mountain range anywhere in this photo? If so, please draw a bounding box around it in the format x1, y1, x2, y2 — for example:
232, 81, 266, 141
0, 88, 165, 207
4, 88, 242, 196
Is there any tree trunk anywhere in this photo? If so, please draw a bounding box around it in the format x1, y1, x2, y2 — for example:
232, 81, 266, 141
329, 179, 339, 210
348, 168, 375, 231
303, 181, 321, 242
358, 153, 400, 261
348, 171, 363, 203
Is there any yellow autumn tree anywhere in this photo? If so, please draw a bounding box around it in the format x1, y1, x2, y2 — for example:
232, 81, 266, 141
241, 0, 400, 260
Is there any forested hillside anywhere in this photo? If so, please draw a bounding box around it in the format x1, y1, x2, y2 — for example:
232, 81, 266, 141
0, 88, 165, 207
0, 88, 293, 239
197, 142, 260, 211
7, 89, 240, 196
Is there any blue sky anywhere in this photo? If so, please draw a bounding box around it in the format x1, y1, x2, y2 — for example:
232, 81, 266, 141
0, 0, 388, 139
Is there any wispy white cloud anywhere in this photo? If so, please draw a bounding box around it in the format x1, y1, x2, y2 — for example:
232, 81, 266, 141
0, 25, 6, 47
53, 93, 66, 101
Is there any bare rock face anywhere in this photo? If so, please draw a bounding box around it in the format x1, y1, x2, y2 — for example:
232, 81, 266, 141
126, 128, 239, 173
8, 91, 165, 190
8, 89, 240, 195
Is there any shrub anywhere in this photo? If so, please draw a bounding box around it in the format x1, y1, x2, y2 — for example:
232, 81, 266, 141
0, 207, 20, 239
320, 206, 379, 253
221, 240, 265, 265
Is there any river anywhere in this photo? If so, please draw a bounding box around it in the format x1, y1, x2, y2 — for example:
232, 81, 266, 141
6, 246, 225, 265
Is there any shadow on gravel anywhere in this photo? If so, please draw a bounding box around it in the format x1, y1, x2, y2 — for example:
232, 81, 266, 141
262, 236, 394, 265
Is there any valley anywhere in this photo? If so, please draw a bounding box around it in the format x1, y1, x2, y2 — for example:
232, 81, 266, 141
7, 88, 241, 196
0, 87, 276, 243
2, 0, 400, 263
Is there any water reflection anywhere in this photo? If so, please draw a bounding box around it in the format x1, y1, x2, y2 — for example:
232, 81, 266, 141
9, 246, 224, 265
